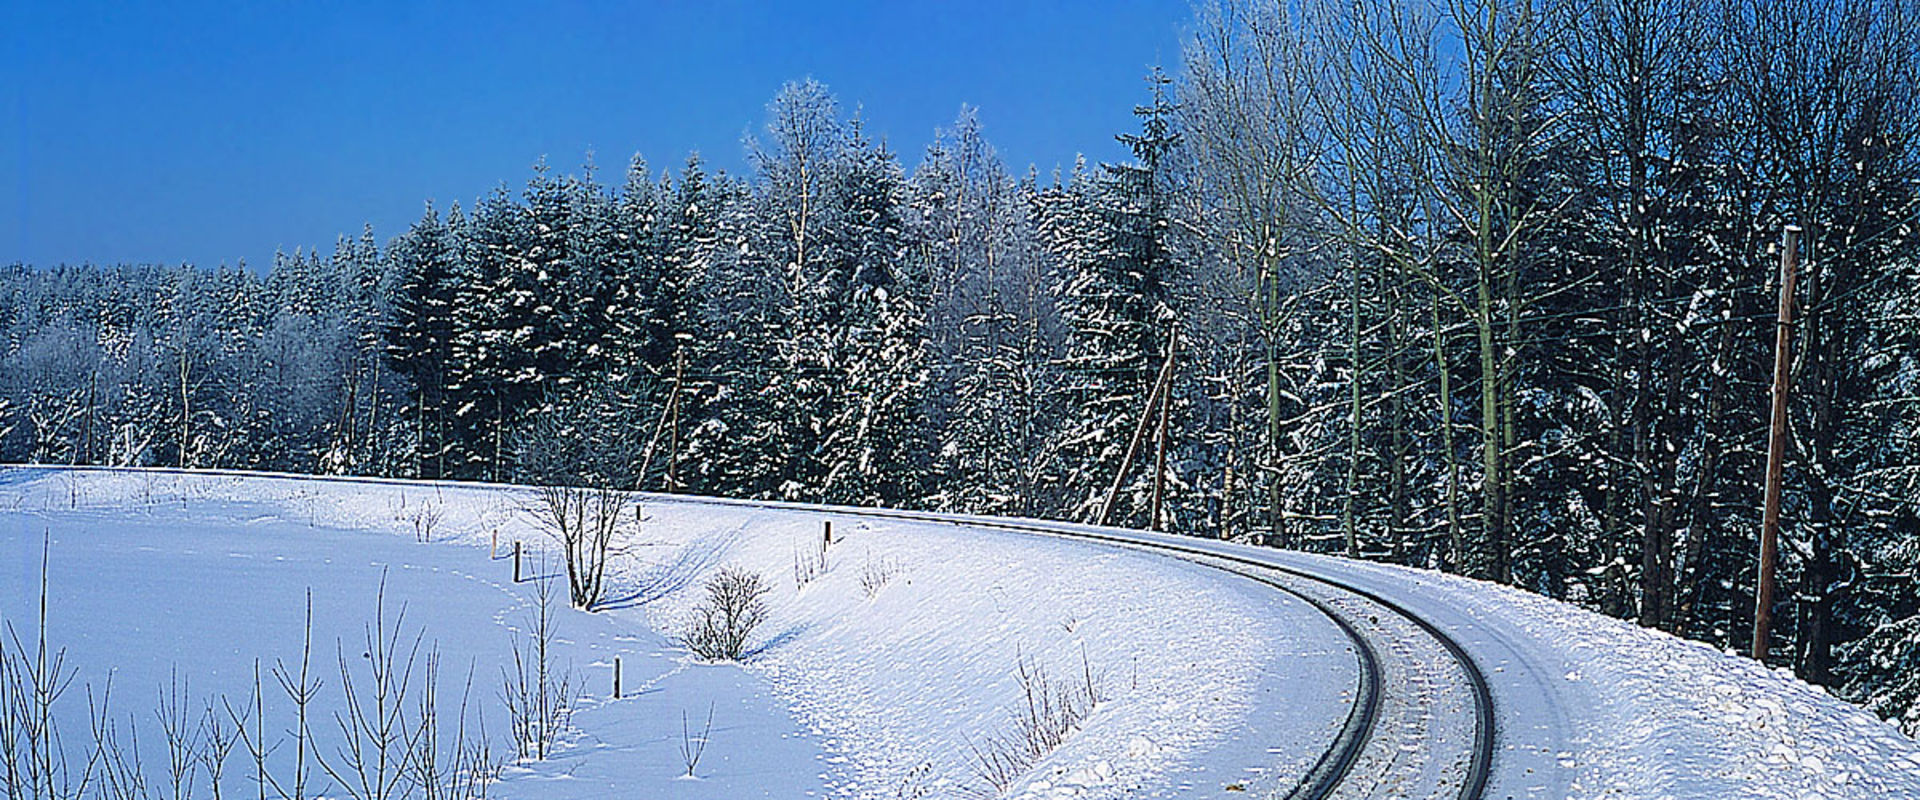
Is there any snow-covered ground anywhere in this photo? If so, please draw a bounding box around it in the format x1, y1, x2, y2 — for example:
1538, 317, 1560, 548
0, 468, 1354, 799
4, 467, 1918, 799
1091, 528, 1920, 800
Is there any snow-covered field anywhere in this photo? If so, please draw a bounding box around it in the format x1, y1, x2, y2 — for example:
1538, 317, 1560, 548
4, 467, 1919, 800
0, 468, 1353, 799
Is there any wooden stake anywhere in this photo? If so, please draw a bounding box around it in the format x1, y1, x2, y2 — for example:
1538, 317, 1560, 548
823, 520, 832, 550
614, 656, 623, 699
1753, 225, 1799, 664
513, 541, 522, 583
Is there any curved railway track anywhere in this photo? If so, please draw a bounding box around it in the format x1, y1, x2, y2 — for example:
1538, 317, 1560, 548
5, 466, 1496, 799
643, 496, 1498, 800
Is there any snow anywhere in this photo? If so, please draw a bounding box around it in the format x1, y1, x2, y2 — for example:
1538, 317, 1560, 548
0, 468, 1351, 799
5, 466, 1919, 799
1090, 528, 1920, 799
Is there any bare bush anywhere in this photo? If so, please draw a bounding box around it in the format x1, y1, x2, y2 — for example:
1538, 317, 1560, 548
534, 485, 627, 610
501, 576, 576, 761
410, 654, 500, 800
268, 594, 323, 800
92, 696, 147, 800
678, 703, 713, 777
1, 533, 104, 800
155, 670, 205, 800
5, 552, 511, 800
198, 698, 237, 800
680, 567, 770, 662
966, 649, 1104, 796
319, 575, 423, 800
859, 550, 903, 599
792, 543, 829, 591
390, 494, 446, 544
222, 590, 325, 800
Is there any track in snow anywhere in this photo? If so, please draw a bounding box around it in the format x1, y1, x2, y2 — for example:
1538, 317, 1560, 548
6, 466, 1495, 800
639, 495, 1497, 800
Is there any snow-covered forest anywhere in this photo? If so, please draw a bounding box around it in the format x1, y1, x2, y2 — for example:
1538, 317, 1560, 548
3, 0, 1918, 734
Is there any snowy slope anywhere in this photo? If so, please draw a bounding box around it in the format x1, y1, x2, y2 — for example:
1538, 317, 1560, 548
5, 466, 1918, 800
0, 468, 1354, 799
1043, 527, 1920, 800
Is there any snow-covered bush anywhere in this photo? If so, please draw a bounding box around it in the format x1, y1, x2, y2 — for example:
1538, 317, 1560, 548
680, 567, 770, 662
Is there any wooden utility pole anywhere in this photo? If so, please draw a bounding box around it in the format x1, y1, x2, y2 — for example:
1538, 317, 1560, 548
667, 347, 686, 490
1098, 340, 1176, 528
1149, 353, 1174, 532
1753, 224, 1799, 664
636, 348, 688, 492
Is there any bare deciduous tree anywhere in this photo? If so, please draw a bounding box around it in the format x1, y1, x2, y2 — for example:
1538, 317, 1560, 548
534, 485, 628, 610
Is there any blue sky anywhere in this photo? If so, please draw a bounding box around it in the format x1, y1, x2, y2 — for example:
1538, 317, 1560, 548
3, 0, 1193, 270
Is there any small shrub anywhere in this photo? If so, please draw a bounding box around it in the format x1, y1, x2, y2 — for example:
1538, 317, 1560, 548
965, 649, 1105, 796
859, 551, 903, 599
502, 576, 577, 761
679, 704, 713, 777
680, 567, 770, 662
792, 543, 829, 591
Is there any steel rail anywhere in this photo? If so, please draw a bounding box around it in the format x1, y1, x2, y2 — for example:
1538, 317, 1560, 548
636, 495, 1497, 800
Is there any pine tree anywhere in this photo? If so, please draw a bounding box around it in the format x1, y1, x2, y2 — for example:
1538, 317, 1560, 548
1050, 72, 1181, 525
385, 204, 462, 478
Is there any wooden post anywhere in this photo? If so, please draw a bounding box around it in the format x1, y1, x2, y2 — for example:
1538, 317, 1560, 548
1753, 225, 1799, 664
513, 541, 523, 583
490, 529, 497, 559
614, 656, 623, 699
823, 520, 832, 550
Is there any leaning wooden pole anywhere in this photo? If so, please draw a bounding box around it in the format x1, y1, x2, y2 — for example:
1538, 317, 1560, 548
1752, 224, 1799, 664
1099, 340, 1177, 528
1149, 340, 1177, 532
635, 349, 687, 492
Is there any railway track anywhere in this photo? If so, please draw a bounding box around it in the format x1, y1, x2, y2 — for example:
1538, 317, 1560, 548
7, 466, 1496, 799
638, 495, 1498, 800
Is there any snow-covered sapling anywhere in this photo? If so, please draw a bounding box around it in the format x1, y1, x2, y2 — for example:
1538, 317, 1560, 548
501, 575, 576, 761
679, 704, 713, 778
